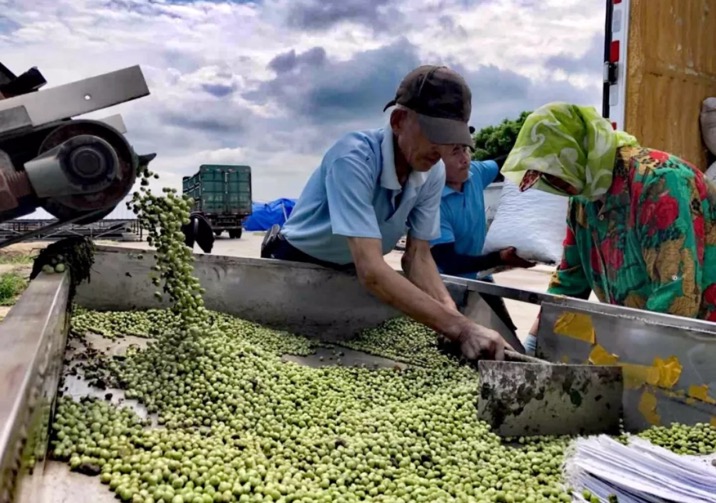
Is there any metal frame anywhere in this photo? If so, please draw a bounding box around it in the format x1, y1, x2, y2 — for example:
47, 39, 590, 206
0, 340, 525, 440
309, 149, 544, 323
0, 66, 149, 128
0, 107, 33, 136
449, 276, 716, 431
0, 273, 70, 503
0, 211, 106, 250
603, 0, 630, 130
538, 300, 716, 432
0, 218, 141, 245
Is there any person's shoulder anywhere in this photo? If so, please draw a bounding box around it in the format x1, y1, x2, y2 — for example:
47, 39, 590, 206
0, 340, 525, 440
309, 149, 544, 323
469, 159, 498, 182
431, 159, 446, 177
470, 159, 497, 169
424, 159, 446, 188
328, 129, 383, 159
321, 129, 384, 177
626, 147, 699, 181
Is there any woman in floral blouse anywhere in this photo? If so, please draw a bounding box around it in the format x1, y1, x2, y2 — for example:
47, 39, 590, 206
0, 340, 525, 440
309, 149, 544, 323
499, 103, 716, 355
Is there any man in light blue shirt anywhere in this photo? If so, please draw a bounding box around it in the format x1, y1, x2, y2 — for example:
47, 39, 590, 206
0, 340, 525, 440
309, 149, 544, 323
262, 65, 510, 361
430, 144, 535, 330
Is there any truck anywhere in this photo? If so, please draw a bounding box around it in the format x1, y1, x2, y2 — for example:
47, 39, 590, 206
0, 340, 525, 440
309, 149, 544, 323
484, 0, 716, 230
604, 0, 716, 172
182, 164, 253, 239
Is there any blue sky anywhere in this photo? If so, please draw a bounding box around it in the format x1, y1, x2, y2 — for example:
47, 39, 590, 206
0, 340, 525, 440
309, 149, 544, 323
0, 0, 605, 217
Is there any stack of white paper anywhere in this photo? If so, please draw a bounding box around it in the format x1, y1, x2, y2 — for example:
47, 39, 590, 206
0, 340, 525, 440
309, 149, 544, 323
563, 435, 716, 503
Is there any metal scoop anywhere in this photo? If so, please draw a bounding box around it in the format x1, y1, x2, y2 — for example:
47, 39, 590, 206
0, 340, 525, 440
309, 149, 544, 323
477, 349, 624, 437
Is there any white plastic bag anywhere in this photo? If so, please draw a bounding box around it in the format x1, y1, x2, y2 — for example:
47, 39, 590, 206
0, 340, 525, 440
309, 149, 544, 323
706, 161, 716, 184
482, 178, 568, 264
701, 97, 716, 155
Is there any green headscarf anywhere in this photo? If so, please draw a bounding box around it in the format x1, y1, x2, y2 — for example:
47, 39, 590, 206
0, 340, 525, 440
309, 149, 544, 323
501, 102, 639, 199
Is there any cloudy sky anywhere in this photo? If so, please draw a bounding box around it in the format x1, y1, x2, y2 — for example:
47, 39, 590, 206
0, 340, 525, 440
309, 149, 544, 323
0, 0, 606, 218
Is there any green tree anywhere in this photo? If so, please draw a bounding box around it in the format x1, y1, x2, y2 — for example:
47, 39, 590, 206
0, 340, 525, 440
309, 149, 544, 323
472, 110, 531, 161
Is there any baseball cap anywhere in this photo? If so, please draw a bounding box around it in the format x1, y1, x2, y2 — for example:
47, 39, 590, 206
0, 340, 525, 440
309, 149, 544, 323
383, 65, 473, 146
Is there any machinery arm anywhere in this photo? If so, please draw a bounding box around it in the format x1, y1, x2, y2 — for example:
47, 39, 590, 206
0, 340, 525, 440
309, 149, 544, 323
0, 61, 154, 247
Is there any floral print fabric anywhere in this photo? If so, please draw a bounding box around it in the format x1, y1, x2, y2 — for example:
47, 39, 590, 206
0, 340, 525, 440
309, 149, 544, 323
548, 146, 716, 321
501, 102, 639, 199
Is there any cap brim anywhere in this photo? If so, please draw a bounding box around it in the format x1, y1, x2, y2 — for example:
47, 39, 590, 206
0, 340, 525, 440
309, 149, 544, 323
417, 114, 473, 146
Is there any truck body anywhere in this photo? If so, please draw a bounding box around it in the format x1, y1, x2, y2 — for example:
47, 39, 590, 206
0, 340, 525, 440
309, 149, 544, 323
604, 0, 716, 171
182, 164, 252, 239
484, 0, 716, 230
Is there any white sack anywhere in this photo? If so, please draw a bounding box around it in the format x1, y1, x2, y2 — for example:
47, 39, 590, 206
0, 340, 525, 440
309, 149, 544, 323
701, 97, 716, 155
482, 178, 569, 264
706, 161, 716, 184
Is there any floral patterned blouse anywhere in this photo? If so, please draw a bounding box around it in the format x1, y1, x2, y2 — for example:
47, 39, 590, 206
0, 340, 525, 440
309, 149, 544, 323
548, 146, 716, 321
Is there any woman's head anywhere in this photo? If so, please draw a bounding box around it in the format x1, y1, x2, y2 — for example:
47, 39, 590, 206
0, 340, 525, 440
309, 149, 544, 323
501, 102, 638, 199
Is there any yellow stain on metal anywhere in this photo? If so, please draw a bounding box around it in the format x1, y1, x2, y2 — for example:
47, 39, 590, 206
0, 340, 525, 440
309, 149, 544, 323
553, 313, 596, 344
687, 384, 716, 404
587, 350, 682, 390
638, 390, 661, 425
621, 363, 661, 390
560, 355, 570, 364
711, 417, 716, 428
651, 356, 683, 388
588, 344, 619, 365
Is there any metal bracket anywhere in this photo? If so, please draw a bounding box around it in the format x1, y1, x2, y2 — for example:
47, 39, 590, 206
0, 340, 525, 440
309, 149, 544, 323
0, 106, 32, 136
97, 114, 127, 134
0, 66, 149, 127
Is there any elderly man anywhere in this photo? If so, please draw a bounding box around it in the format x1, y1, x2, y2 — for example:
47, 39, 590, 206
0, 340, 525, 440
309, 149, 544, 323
430, 143, 534, 331
262, 65, 510, 361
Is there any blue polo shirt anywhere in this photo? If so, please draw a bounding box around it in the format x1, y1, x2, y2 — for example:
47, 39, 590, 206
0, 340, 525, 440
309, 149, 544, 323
430, 160, 499, 279
281, 128, 445, 265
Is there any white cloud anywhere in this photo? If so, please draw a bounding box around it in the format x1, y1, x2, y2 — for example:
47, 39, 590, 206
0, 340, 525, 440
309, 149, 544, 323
0, 0, 605, 221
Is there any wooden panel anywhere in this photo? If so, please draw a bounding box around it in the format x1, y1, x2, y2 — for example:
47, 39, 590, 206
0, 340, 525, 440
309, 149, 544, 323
625, 0, 716, 170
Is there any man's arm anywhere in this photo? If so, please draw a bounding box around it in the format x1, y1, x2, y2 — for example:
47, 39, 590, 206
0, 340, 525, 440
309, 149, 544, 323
325, 153, 507, 358
635, 170, 702, 317
401, 164, 461, 310
476, 159, 500, 187
431, 242, 502, 275
350, 237, 479, 338
431, 242, 534, 275
402, 235, 457, 310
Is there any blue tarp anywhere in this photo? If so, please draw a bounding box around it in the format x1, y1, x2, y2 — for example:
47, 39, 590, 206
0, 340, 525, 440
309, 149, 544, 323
243, 198, 297, 231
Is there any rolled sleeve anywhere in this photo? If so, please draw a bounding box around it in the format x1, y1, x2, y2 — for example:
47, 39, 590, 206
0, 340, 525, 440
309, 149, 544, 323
325, 155, 382, 239
408, 172, 443, 241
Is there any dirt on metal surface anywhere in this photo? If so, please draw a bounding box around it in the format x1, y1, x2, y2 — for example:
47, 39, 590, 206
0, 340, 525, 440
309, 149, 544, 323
477, 360, 624, 438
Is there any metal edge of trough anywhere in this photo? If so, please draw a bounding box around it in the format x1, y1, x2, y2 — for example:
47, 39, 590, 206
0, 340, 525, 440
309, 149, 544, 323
80, 245, 520, 346
0, 272, 70, 503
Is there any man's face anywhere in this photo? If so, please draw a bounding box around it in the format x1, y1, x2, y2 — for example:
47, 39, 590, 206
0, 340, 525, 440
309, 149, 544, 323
392, 109, 449, 171
443, 145, 471, 184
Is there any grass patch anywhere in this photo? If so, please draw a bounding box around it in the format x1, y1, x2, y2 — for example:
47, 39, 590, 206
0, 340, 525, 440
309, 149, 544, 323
0, 273, 28, 306
0, 253, 34, 265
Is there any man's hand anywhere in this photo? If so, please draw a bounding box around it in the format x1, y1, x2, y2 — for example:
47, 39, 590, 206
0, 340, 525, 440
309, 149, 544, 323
456, 323, 511, 361
499, 247, 536, 269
